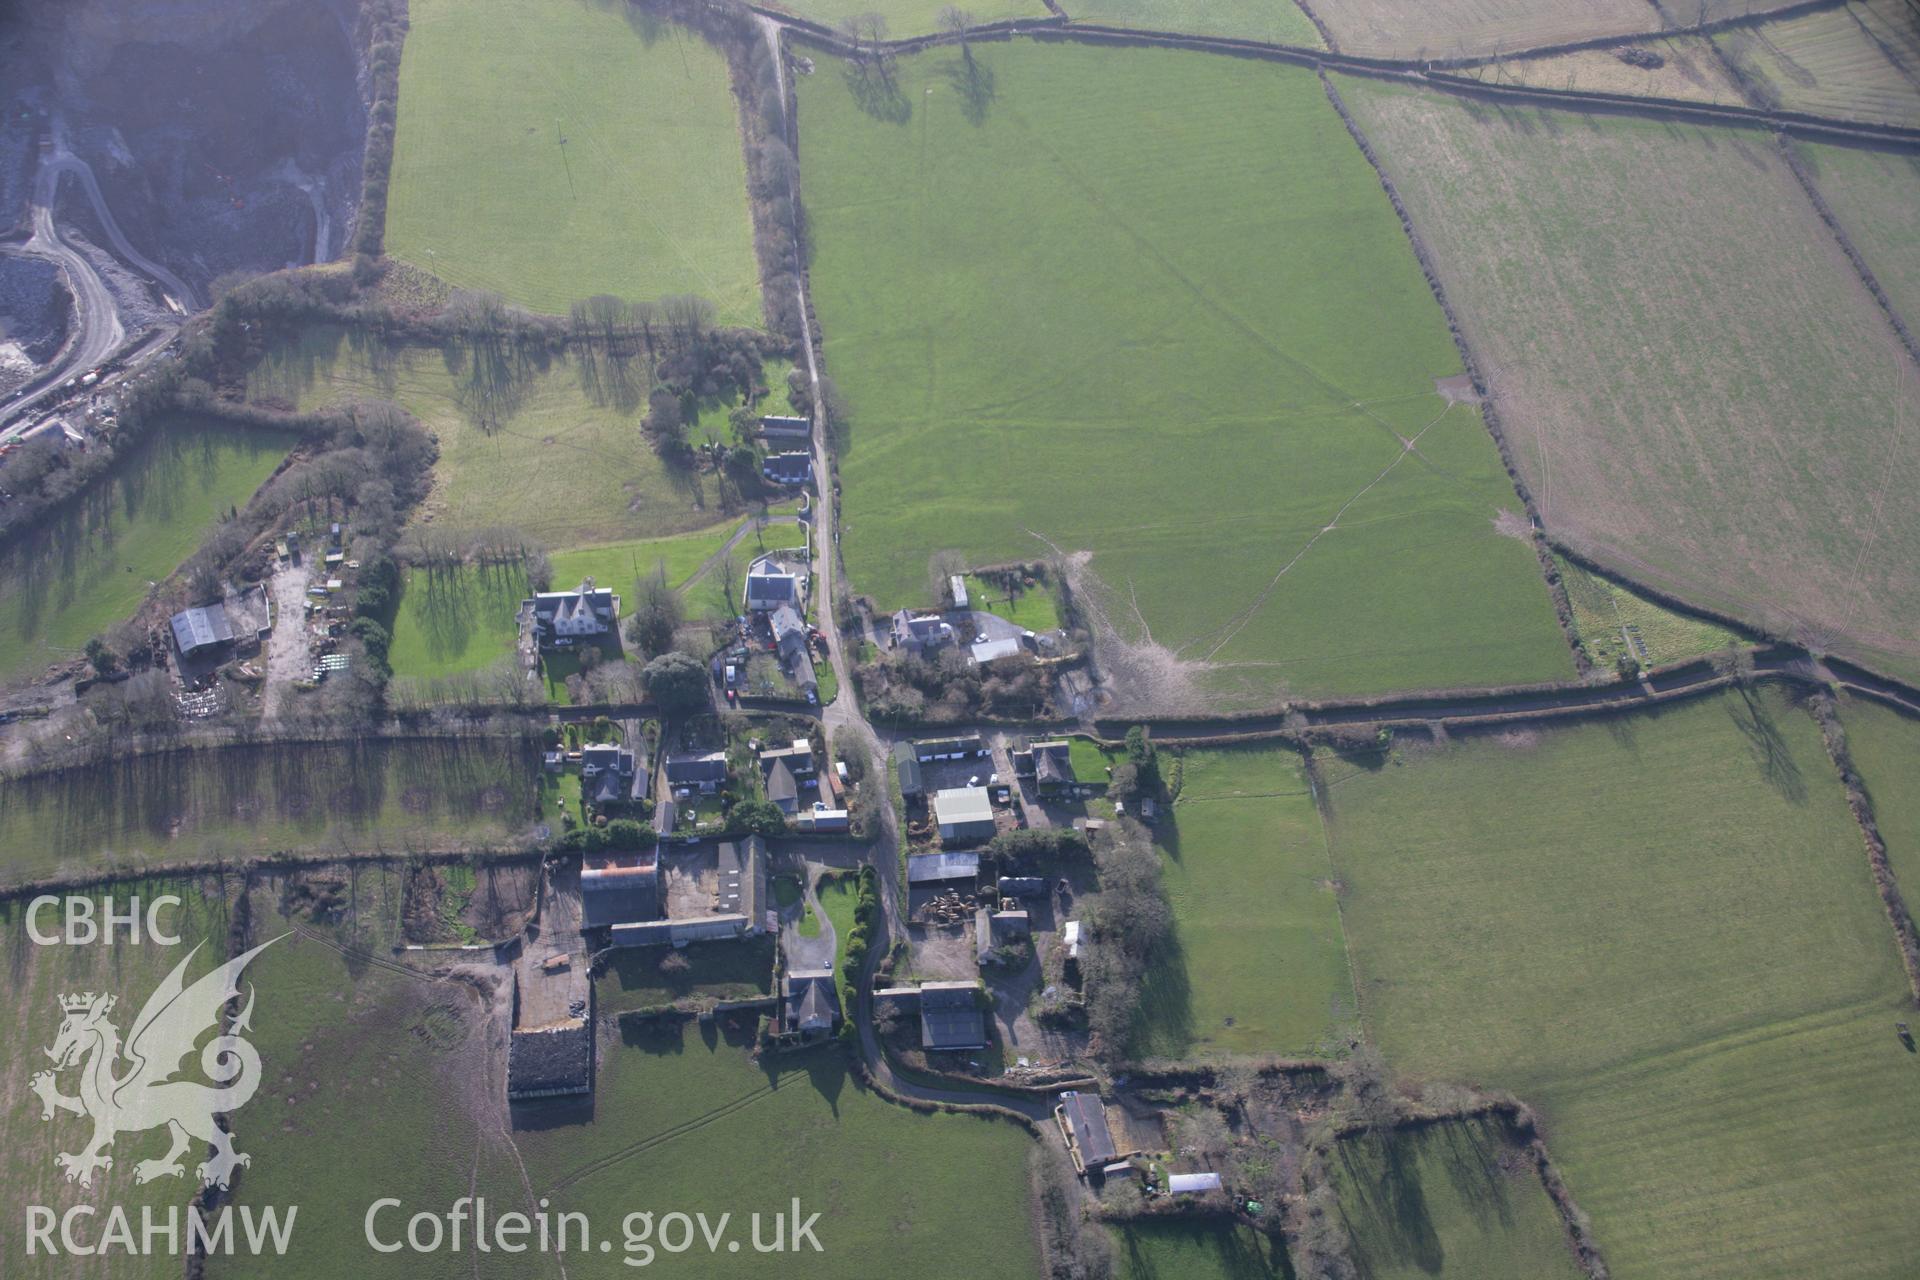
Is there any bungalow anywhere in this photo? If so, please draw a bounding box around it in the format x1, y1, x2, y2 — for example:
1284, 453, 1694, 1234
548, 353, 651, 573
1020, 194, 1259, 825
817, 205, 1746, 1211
745, 561, 802, 614
169, 603, 235, 659
1056, 1091, 1118, 1174
665, 750, 730, 794
933, 786, 997, 845
759, 737, 817, 775
919, 981, 988, 1051
771, 604, 809, 664
525, 578, 619, 647
759, 414, 812, 440
782, 969, 840, 1041
580, 742, 641, 807
764, 756, 801, 815
580, 851, 662, 928
890, 610, 955, 654
761, 451, 812, 487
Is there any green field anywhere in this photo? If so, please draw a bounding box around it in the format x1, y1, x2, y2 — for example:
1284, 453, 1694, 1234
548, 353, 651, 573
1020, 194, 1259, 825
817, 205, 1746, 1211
1329, 1117, 1585, 1280
0, 879, 232, 1280
386, 560, 530, 677
1338, 75, 1920, 687
0, 414, 289, 682
1113, 1221, 1292, 1279
1716, 3, 1920, 129
1838, 693, 1920, 899
1068, 0, 1324, 44
1796, 142, 1920, 335
598, 936, 776, 1014
0, 738, 543, 882
385, 0, 761, 321
1135, 748, 1354, 1058
964, 572, 1061, 631
549, 518, 761, 611
1323, 688, 1920, 1279
1554, 554, 1742, 671
251, 328, 749, 547
800, 43, 1568, 706
506, 1019, 1041, 1277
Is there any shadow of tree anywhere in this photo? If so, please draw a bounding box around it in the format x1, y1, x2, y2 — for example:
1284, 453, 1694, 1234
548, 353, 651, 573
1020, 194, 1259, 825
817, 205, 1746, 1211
1726, 685, 1806, 804
939, 48, 997, 126
843, 60, 912, 125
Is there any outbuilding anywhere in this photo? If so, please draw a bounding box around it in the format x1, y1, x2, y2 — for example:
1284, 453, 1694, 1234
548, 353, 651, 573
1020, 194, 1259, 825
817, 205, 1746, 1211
933, 786, 996, 845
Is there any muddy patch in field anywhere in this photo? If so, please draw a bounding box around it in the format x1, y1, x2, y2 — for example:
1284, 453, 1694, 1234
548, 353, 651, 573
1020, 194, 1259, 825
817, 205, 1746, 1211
1492, 508, 1533, 541
1435, 373, 1481, 404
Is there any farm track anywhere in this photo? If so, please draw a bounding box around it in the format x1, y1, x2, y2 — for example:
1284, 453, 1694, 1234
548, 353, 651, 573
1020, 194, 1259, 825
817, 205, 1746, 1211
759, 3, 1920, 151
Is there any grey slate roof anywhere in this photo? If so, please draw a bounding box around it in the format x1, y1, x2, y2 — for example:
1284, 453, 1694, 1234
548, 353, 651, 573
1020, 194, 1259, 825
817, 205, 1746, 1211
580, 853, 662, 927
1060, 1091, 1117, 1167
907, 852, 980, 884
169, 604, 234, 655
784, 969, 840, 1034
919, 981, 987, 1050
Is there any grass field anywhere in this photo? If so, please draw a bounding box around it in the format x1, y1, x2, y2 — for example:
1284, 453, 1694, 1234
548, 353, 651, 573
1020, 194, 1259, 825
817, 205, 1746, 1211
211, 870, 540, 1280
1067, 0, 1324, 46
801, 44, 1569, 706
1309, 0, 1660, 58
0, 738, 543, 882
1495, 35, 1746, 103
506, 1018, 1041, 1277
1716, 2, 1920, 129
1795, 141, 1920, 334
386, 560, 529, 678
1133, 748, 1354, 1058
250, 328, 740, 546
1338, 76, 1920, 686
385, 0, 761, 322
0, 878, 231, 1280
818, 871, 859, 975
1554, 554, 1742, 671
0, 414, 288, 683
1837, 693, 1920, 899
1323, 688, 1920, 1279
1113, 1221, 1292, 1279
1330, 1117, 1585, 1280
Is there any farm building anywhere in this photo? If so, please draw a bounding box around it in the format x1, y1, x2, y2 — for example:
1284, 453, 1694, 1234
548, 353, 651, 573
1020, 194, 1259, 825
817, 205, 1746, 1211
890, 610, 955, 654
580, 742, 642, 807
716, 835, 770, 932
665, 750, 729, 794
782, 969, 841, 1041
524, 578, 619, 647
915, 734, 988, 762
895, 744, 925, 798
949, 575, 969, 609
761, 451, 812, 487
168, 603, 236, 658
794, 803, 849, 832
745, 559, 802, 613
908, 851, 980, 887
997, 876, 1047, 899
934, 787, 997, 844
969, 636, 1023, 665
507, 1022, 592, 1101
1167, 1172, 1224, 1195
580, 851, 662, 928
975, 907, 1031, 964
919, 981, 988, 1051
1056, 1091, 1118, 1174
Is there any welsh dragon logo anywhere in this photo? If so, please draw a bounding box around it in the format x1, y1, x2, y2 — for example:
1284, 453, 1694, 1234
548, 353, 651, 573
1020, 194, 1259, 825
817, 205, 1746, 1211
29, 937, 282, 1190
